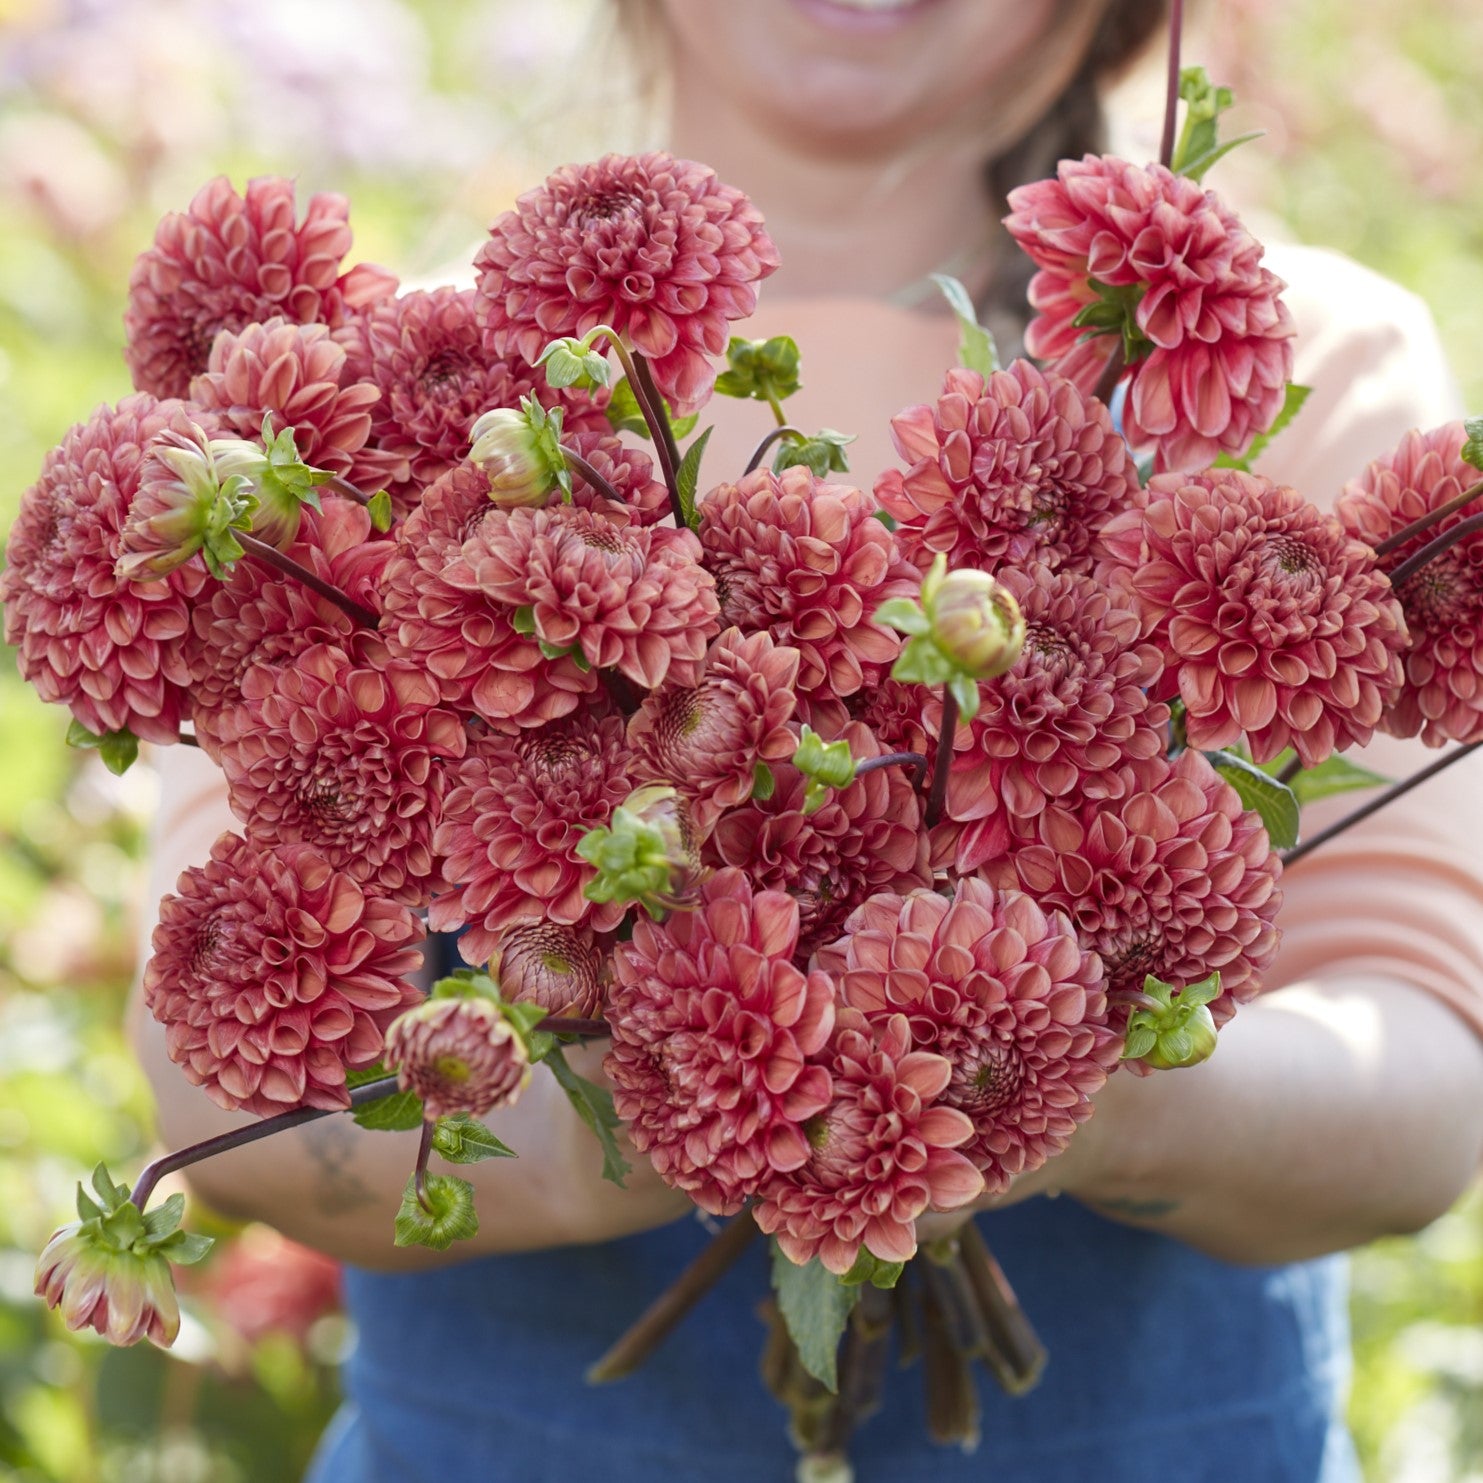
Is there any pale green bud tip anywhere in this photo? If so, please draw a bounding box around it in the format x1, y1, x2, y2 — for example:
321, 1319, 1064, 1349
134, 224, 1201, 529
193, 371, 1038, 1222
576, 785, 699, 918
1123, 973, 1222, 1070
792, 725, 857, 793
928, 568, 1026, 680
535, 336, 612, 391
469, 400, 567, 508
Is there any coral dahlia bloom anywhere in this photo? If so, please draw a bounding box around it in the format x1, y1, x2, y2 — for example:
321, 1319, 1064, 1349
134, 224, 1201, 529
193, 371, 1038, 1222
430, 709, 636, 962
712, 720, 932, 956
215, 644, 467, 907
1005, 155, 1294, 471
818, 880, 1115, 1190
627, 627, 801, 831
605, 869, 836, 1216
189, 317, 379, 479
36, 1226, 180, 1350
385, 996, 530, 1120
937, 563, 1168, 872
491, 923, 610, 1020
1101, 469, 1408, 766
144, 832, 423, 1117
379, 464, 597, 729
474, 151, 780, 414
753, 1010, 983, 1274
698, 465, 917, 698
875, 360, 1139, 576
1, 396, 209, 743
124, 175, 396, 401
1338, 423, 1483, 745
450, 503, 719, 689
985, 749, 1283, 1039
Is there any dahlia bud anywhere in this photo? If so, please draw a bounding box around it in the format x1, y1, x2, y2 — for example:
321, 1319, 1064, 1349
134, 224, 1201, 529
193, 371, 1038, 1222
491, 923, 608, 1021
791, 724, 857, 815
576, 783, 701, 919
385, 995, 531, 1120
468, 396, 570, 507
34, 1164, 212, 1350
1122, 972, 1222, 1071
224, 415, 334, 549
534, 333, 613, 392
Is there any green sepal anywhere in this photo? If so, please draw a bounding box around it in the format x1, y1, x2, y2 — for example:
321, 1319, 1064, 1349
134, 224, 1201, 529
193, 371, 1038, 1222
713, 335, 802, 411
872, 598, 930, 636
1072, 279, 1154, 365
751, 762, 776, 802
91, 1163, 129, 1212
511, 606, 538, 635
1206, 750, 1300, 849
432, 1112, 517, 1165
500, 998, 551, 1047
65, 721, 139, 776
947, 671, 982, 722
367, 489, 394, 533
872, 509, 898, 531
393, 1172, 479, 1251
140, 1193, 185, 1242
930, 273, 1000, 378
839, 1248, 905, 1290
675, 426, 713, 530
1460, 416, 1483, 473
1213, 384, 1311, 472
890, 634, 959, 688
352, 1086, 425, 1133
792, 726, 857, 793
155, 1229, 215, 1266
99, 1201, 145, 1251
1123, 972, 1222, 1070
1176, 131, 1264, 185
544, 1044, 630, 1187
773, 428, 855, 479
1170, 66, 1235, 179
770, 1243, 859, 1393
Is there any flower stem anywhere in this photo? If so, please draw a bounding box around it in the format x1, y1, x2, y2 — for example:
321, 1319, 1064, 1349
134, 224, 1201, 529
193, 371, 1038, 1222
535, 1015, 609, 1038
238, 531, 379, 629
413, 1117, 437, 1213
1384, 509, 1483, 589
324, 474, 372, 507
764, 387, 788, 429
630, 354, 687, 525
925, 691, 959, 828
1160, 0, 1186, 170
1092, 343, 1128, 409
128, 1074, 402, 1211
855, 751, 929, 787
559, 445, 624, 506
744, 425, 806, 476
1282, 739, 1483, 868
1276, 754, 1302, 785
1372, 477, 1483, 557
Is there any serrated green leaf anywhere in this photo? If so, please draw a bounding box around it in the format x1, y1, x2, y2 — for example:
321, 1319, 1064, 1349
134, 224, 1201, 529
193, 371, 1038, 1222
675, 426, 713, 530
1214, 384, 1311, 471
393, 1173, 479, 1251
353, 1088, 425, 1133
751, 762, 776, 801
770, 1244, 859, 1392
930, 273, 1000, 377
1284, 754, 1390, 806
1206, 750, 1300, 849
432, 1113, 517, 1165
544, 1045, 630, 1187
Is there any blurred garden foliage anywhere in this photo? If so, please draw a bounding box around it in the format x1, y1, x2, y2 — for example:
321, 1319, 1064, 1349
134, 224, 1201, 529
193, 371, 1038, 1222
0, 0, 1479, 1477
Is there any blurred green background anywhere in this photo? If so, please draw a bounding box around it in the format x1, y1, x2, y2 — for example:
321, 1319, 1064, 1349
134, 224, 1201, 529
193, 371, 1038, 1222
0, 0, 1479, 1477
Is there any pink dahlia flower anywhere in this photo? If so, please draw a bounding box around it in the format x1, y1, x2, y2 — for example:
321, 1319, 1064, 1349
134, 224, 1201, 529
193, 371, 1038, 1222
474, 151, 780, 414
1102, 469, 1408, 766
1, 396, 209, 743
491, 923, 610, 1020
564, 428, 671, 527
936, 563, 1168, 872
876, 360, 1139, 577
450, 503, 719, 689
379, 464, 598, 729
605, 869, 836, 1216
144, 832, 423, 1116
215, 643, 467, 907
817, 880, 1115, 1191
698, 465, 917, 698
754, 1009, 983, 1274
189, 317, 379, 480
385, 995, 530, 1120
430, 708, 636, 962
187, 497, 391, 754
1338, 424, 1483, 746
124, 175, 396, 401
1004, 156, 1295, 472
712, 719, 932, 956
36, 1225, 181, 1350
985, 749, 1283, 1040
627, 627, 801, 832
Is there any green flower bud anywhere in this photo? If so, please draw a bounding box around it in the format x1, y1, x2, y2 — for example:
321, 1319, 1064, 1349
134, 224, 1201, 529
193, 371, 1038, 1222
237, 416, 331, 548
791, 725, 857, 814
927, 567, 1025, 680
576, 784, 700, 919
1122, 973, 1223, 1071
535, 335, 613, 392
469, 397, 570, 507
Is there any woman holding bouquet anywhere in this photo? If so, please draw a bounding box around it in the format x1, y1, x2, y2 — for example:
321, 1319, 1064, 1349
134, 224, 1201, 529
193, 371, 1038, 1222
126, 0, 1483, 1478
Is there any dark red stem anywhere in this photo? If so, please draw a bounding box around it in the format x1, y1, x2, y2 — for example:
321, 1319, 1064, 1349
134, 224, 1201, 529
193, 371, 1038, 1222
535, 1016, 610, 1038
1384, 510, 1483, 590
413, 1118, 437, 1213
324, 474, 372, 507
744, 425, 806, 476
925, 691, 959, 828
1373, 477, 1483, 559
855, 751, 929, 786
1160, 0, 1186, 170
239, 532, 379, 629
559, 445, 624, 506
1092, 344, 1128, 409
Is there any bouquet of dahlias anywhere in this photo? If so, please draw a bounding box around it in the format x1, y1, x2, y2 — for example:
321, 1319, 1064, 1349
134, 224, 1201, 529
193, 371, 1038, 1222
10, 21, 1483, 1476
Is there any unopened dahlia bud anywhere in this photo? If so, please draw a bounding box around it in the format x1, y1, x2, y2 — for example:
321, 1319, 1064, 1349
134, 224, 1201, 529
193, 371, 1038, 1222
34, 1164, 212, 1350
385, 995, 531, 1120
926, 566, 1025, 680
1122, 972, 1222, 1071
491, 923, 608, 1021
225, 416, 334, 549
468, 396, 569, 507
791, 724, 857, 815
535, 333, 613, 392
576, 783, 700, 919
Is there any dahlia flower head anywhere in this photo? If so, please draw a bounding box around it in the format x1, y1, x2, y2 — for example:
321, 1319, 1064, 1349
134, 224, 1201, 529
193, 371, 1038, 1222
1338, 423, 1483, 746
876, 360, 1140, 577
36, 1222, 181, 1351
605, 869, 837, 1217
1100, 468, 1408, 766
490, 923, 610, 1021
818, 878, 1118, 1191
143, 832, 423, 1118
385, 994, 530, 1121
752, 1008, 984, 1274
698, 464, 917, 699
124, 175, 396, 402
1004, 155, 1295, 472
1, 395, 216, 744
474, 151, 780, 415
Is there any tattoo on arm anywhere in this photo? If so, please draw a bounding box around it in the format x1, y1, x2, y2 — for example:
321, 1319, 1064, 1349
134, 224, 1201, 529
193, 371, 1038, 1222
1087, 1195, 1182, 1221
301, 1117, 378, 1215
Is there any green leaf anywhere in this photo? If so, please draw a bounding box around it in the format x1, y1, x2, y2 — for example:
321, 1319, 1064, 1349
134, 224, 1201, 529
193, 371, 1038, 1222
1171, 66, 1237, 179
774, 428, 854, 479
141, 1193, 185, 1242
1206, 750, 1300, 849
675, 426, 713, 531
1276, 753, 1390, 806
393, 1173, 479, 1251
1214, 384, 1312, 471
352, 1087, 425, 1133
930, 273, 1000, 377
432, 1113, 517, 1165
871, 598, 930, 636
604, 378, 651, 440
65, 722, 139, 775
1176, 130, 1264, 185
1461, 416, 1483, 473
840, 1248, 905, 1290
346, 1062, 394, 1088
367, 489, 394, 533
751, 762, 776, 802
544, 1044, 630, 1187
770, 1244, 859, 1392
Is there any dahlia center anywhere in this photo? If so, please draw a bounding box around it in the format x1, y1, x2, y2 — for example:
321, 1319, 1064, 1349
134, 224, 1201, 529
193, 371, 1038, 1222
434, 1054, 471, 1083
573, 188, 644, 228
184, 314, 229, 374
1259, 533, 1321, 592
1106, 932, 1164, 994
191, 911, 227, 973
1025, 623, 1074, 679
1400, 551, 1481, 630
803, 1105, 870, 1186
580, 525, 627, 556
417, 348, 476, 404
299, 773, 356, 824
949, 1040, 1024, 1116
